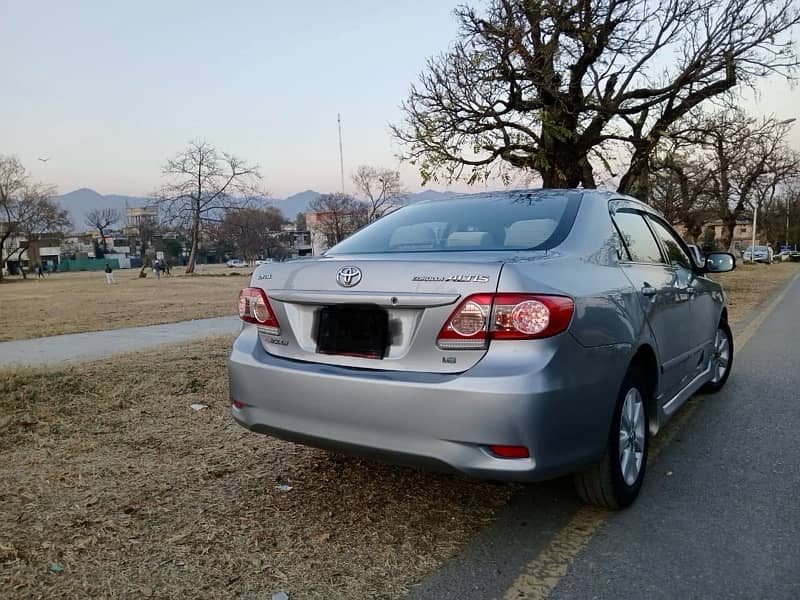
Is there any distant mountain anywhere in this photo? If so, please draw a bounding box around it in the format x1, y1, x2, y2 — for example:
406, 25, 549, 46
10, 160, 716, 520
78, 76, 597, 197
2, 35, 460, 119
55, 187, 467, 231
268, 190, 323, 220
56, 188, 149, 230
267, 188, 462, 220
404, 189, 461, 203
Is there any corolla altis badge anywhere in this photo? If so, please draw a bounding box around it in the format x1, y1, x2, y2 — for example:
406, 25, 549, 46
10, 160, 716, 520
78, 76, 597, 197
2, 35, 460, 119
412, 274, 491, 283
336, 266, 362, 287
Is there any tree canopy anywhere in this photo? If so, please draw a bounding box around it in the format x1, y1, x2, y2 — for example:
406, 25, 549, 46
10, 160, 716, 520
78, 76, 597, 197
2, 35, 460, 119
1, 155, 70, 280
216, 207, 286, 261
153, 141, 264, 273
85, 208, 120, 253
392, 0, 800, 198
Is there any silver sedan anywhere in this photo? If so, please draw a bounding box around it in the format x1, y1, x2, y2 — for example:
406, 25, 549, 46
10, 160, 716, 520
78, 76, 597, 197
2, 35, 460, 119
228, 190, 736, 508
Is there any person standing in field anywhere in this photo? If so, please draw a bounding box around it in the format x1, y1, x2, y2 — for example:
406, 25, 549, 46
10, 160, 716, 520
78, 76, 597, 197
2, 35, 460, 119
35, 264, 45, 278
153, 259, 161, 280
104, 263, 115, 284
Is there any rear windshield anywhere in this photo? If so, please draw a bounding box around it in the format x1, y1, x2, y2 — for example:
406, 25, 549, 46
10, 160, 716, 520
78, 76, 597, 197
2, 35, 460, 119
326, 190, 582, 254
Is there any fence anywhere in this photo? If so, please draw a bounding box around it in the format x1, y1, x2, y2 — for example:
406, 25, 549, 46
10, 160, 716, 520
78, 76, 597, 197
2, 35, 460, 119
58, 258, 120, 272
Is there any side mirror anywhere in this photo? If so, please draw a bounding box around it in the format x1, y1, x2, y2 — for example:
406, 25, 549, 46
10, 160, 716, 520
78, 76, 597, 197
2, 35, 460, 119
704, 251, 736, 273
687, 244, 705, 269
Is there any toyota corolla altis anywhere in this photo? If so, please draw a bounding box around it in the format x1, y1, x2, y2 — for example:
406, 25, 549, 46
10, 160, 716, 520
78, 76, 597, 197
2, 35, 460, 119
228, 189, 736, 508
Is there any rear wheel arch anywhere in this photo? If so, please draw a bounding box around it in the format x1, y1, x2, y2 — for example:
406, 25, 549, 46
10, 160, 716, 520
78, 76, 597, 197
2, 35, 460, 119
720, 307, 728, 325
630, 344, 658, 435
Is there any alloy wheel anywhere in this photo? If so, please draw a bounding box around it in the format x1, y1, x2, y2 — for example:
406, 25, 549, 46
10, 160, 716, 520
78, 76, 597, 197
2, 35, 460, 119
710, 327, 731, 384
618, 388, 645, 486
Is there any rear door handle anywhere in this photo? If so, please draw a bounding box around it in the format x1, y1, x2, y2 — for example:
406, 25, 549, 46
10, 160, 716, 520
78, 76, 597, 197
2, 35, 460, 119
641, 285, 657, 297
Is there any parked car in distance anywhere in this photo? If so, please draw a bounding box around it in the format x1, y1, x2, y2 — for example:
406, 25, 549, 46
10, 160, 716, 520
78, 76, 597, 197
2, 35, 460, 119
773, 250, 800, 262
742, 245, 773, 263
255, 258, 274, 266
226, 258, 248, 268
228, 189, 736, 509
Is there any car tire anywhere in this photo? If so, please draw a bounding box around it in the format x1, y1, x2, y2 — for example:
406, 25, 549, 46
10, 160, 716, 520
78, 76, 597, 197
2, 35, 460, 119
573, 368, 649, 510
700, 321, 733, 394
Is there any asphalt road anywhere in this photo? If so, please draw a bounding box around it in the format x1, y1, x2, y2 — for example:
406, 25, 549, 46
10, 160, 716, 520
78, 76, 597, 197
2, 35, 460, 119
412, 273, 800, 600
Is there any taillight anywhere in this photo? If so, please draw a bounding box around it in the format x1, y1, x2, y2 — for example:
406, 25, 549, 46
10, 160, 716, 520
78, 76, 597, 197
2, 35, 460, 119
238, 287, 280, 334
437, 293, 573, 350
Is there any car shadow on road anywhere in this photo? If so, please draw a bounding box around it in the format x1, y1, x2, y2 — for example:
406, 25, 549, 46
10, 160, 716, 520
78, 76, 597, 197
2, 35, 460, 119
407, 476, 585, 600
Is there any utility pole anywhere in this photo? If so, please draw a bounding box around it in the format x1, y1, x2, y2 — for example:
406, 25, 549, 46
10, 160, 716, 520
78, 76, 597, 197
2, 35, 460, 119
787, 204, 790, 250
337, 113, 345, 194
750, 201, 758, 263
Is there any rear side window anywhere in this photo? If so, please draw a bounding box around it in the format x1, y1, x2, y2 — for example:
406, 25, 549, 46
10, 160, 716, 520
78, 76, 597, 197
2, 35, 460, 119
326, 190, 582, 254
646, 216, 692, 270
612, 210, 664, 264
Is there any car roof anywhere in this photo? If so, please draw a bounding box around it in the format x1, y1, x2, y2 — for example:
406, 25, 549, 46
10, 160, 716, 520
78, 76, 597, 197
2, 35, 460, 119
418, 187, 640, 203
417, 188, 585, 204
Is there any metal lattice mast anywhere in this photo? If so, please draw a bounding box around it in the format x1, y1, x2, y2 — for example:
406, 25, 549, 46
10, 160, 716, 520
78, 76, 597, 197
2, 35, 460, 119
338, 113, 345, 194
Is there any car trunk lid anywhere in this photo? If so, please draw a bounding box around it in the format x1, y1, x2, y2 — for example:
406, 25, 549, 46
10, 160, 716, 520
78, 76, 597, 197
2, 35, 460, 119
250, 255, 504, 373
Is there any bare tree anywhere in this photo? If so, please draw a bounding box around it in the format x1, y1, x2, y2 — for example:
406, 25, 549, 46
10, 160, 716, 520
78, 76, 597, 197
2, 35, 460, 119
671, 109, 799, 249
351, 166, 406, 222
216, 207, 286, 262
134, 214, 159, 258
648, 140, 715, 242
85, 208, 120, 253
308, 193, 367, 247
153, 141, 264, 273
749, 162, 800, 247
1, 155, 70, 280
767, 180, 800, 247
392, 0, 800, 197
0, 156, 27, 280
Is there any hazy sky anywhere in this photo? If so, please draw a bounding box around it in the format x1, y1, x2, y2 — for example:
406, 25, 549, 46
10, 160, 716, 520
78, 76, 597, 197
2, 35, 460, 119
3, 0, 799, 198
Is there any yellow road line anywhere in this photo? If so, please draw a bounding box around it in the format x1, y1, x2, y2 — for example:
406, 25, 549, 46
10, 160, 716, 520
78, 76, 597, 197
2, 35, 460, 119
503, 270, 800, 600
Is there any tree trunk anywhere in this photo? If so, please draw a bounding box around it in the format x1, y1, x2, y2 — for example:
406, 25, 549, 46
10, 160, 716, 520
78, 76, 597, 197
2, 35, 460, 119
618, 147, 651, 201
720, 214, 737, 251
540, 165, 581, 188
0, 231, 11, 282
185, 233, 198, 274
185, 200, 201, 274
538, 141, 588, 189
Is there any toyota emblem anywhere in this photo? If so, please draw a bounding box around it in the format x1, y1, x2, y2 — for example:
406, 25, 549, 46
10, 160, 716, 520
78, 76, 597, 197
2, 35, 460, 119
336, 266, 362, 288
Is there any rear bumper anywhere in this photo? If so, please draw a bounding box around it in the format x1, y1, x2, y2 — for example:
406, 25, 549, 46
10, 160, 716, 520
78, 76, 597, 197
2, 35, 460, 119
228, 326, 630, 481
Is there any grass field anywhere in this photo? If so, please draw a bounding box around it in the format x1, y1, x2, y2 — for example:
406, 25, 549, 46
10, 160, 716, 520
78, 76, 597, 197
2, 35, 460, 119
0, 260, 796, 343
0, 338, 511, 599
0, 264, 250, 342
1, 261, 797, 598
712, 261, 798, 323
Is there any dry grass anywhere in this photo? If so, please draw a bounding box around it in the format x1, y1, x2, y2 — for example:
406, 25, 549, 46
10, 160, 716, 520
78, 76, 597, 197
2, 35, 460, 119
713, 261, 799, 323
2, 261, 794, 344
1, 260, 796, 599
0, 338, 513, 599
0, 264, 249, 342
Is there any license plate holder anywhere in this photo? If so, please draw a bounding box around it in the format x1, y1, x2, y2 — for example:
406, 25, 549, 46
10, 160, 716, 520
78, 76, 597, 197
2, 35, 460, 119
317, 305, 388, 359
